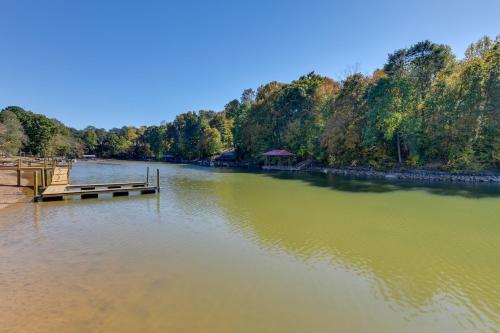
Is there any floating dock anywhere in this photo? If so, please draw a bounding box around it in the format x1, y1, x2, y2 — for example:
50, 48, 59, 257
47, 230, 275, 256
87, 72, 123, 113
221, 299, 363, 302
39, 167, 159, 202
41, 181, 158, 201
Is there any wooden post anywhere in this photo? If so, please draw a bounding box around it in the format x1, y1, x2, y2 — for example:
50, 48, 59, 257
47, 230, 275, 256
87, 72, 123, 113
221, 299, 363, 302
16, 159, 21, 187
51, 161, 55, 186
43, 159, 48, 187
33, 171, 38, 198
156, 169, 160, 192
146, 167, 150, 187
41, 167, 46, 187
67, 167, 70, 184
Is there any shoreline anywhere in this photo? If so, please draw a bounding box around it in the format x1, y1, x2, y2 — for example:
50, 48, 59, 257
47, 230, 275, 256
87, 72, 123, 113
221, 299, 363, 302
1, 159, 498, 210
307, 166, 500, 183
168, 159, 500, 184
81, 158, 500, 184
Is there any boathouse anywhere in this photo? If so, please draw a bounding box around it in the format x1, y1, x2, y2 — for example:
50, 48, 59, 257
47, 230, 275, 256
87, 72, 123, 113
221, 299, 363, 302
214, 149, 237, 166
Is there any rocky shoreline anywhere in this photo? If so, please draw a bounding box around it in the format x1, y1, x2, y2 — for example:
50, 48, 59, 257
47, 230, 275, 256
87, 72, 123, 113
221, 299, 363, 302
308, 166, 500, 183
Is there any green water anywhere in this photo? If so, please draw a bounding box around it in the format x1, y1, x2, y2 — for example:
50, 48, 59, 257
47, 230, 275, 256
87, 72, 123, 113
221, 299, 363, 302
1, 161, 499, 332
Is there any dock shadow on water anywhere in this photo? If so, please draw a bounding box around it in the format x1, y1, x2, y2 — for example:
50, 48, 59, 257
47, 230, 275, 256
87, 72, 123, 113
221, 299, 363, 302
1, 161, 499, 333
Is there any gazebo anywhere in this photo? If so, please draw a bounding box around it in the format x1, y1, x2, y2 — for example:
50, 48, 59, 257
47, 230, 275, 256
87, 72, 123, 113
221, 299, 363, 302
262, 149, 294, 168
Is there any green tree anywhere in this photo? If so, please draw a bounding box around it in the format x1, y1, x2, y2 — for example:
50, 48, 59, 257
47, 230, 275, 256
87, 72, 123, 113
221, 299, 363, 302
322, 74, 370, 166
236, 81, 285, 158
82, 128, 98, 154
364, 75, 418, 165
0, 110, 26, 155
198, 127, 222, 157
423, 36, 499, 170
103, 133, 129, 157
209, 113, 233, 148
278, 73, 336, 159
385, 41, 455, 133
3, 106, 58, 155
142, 125, 167, 158
464, 35, 499, 60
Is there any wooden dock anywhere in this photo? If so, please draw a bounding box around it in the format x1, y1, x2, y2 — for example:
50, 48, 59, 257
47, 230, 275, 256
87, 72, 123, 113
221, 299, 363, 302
41, 182, 158, 201
39, 166, 159, 202
0, 157, 73, 188
50, 166, 69, 185
1, 157, 160, 202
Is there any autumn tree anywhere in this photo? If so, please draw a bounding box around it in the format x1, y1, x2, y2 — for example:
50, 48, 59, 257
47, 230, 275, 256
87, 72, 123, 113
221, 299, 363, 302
322, 74, 370, 166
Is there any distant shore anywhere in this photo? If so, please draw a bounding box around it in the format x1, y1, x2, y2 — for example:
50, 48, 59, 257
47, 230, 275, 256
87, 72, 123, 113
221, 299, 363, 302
169, 158, 500, 184
80, 158, 500, 184
1, 158, 498, 211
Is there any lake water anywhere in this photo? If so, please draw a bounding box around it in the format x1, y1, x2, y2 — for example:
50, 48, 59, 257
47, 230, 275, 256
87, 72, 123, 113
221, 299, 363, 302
1, 161, 499, 332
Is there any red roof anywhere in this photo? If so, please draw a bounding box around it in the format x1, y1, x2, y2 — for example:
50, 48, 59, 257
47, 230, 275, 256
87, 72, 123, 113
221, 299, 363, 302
262, 150, 294, 157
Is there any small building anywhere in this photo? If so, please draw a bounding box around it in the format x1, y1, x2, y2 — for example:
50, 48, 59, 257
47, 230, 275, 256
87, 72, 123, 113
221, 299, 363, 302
82, 154, 97, 160
217, 149, 236, 161
163, 154, 176, 162
262, 149, 294, 169
214, 149, 237, 167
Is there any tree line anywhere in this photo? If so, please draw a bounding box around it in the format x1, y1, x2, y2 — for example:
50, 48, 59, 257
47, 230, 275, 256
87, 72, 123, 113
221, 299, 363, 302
1, 36, 498, 171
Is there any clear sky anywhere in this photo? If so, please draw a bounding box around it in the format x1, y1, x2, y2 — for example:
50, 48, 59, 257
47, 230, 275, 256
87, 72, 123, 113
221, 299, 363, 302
1, 0, 499, 129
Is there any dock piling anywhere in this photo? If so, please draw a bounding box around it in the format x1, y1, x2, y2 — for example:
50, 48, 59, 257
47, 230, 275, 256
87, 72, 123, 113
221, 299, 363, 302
146, 167, 150, 187
43, 159, 47, 186
41, 165, 46, 187
16, 159, 21, 187
33, 171, 39, 199
157, 169, 160, 192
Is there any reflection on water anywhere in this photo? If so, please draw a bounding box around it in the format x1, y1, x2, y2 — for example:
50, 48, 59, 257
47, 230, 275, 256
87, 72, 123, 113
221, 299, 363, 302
263, 169, 500, 198
1, 161, 499, 333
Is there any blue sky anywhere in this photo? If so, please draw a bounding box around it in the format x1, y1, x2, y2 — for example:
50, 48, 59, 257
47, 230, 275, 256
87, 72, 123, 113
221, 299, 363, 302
1, 0, 499, 129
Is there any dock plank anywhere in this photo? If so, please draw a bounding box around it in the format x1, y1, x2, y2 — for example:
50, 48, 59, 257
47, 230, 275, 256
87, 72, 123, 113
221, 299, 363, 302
66, 182, 145, 188
42, 185, 68, 195
50, 167, 69, 185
